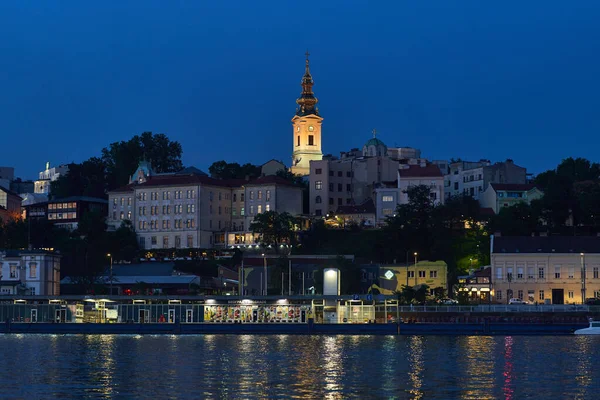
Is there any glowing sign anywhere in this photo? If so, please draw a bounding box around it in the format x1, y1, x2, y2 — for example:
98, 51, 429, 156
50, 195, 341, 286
385, 270, 394, 280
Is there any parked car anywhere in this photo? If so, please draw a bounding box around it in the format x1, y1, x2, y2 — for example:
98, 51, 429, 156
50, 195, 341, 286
508, 298, 529, 305
585, 298, 600, 305
437, 298, 458, 305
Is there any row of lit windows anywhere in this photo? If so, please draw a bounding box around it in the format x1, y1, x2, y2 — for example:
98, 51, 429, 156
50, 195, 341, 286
314, 169, 354, 178
496, 266, 600, 280
314, 196, 353, 206
137, 204, 195, 216
314, 181, 353, 192
247, 190, 271, 201
49, 202, 76, 210
138, 219, 196, 230
113, 197, 132, 206
405, 270, 438, 278
112, 211, 132, 220
137, 190, 196, 202
49, 212, 77, 220
143, 235, 194, 249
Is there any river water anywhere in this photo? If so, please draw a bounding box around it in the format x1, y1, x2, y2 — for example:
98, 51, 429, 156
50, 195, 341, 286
0, 334, 598, 399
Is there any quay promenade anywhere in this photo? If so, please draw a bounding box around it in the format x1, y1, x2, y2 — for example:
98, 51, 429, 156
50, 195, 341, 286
0, 295, 594, 335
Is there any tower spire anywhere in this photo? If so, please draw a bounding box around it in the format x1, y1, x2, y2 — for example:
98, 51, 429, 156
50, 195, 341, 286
296, 51, 319, 117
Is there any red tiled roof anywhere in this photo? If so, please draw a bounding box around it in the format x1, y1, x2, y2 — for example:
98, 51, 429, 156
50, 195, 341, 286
490, 183, 537, 191
108, 174, 300, 193
245, 176, 299, 187
336, 199, 375, 215
110, 184, 134, 193
398, 164, 443, 178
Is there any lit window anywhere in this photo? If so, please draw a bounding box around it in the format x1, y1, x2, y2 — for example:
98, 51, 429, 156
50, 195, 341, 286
315, 181, 322, 190
266, 204, 270, 211
258, 205, 262, 213
382, 195, 394, 202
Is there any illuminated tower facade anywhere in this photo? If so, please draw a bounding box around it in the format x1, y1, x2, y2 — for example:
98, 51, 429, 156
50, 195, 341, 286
290, 52, 323, 176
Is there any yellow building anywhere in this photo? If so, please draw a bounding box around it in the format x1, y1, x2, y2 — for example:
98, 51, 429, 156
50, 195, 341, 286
290, 52, 323, 176
376, 261, 448, 295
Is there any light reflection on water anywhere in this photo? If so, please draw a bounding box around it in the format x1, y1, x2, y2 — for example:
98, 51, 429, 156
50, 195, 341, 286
0, 334, 599, 399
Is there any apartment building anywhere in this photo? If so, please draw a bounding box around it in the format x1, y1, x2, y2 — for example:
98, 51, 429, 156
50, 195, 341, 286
445, 159, 527, 201
491, 235, 600, 304
107, 162, 303, 250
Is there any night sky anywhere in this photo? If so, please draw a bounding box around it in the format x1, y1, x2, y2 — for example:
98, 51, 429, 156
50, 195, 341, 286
2, 1, 599, 180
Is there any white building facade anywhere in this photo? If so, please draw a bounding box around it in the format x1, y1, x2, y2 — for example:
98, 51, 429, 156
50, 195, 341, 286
444, 159, 527, 201
107, 163, 304, 250
491, 235, 600, 304
34, 162, 69, 194
0, 250, 61, 296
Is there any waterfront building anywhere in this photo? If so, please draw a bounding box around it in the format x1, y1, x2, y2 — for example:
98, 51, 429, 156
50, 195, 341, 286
34, 162, 69, 195
480, 183, 543, 214
444, 159, 527, 201
491, 235, 600, 304
107, 161, 303, 250
61, 262, 238, 296
0, 250, 61, 296
456, 266, 492, 303
290, 52, 323, 176
373, 261, 449, 295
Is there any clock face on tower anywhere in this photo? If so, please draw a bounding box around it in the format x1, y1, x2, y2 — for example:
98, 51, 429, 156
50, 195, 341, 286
308, 125, 314, 132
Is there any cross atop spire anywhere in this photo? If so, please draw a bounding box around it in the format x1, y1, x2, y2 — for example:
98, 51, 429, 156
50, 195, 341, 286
372, 129, 377, 138
296, 51, 319, 117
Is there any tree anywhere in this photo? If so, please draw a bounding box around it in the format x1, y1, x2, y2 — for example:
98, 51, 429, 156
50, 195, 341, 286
102, 132, 183, 190
51, 132, 183, 199
276, 168, 306, 187
335, 256, 363, 294
488, 202, 543, 236
250, 211, 297, 251
50, 158, 107, 199
107, 220, 140, 262
208, 161, 261, 180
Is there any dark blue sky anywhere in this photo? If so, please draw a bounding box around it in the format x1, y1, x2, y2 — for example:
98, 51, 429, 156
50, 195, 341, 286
2, 1, 600, 180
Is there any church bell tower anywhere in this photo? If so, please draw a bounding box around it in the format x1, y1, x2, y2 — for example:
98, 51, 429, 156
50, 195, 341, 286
290, 51, 323, 176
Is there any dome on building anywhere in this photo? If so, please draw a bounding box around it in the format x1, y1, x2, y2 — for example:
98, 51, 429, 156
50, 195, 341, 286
362, 130, 388, 157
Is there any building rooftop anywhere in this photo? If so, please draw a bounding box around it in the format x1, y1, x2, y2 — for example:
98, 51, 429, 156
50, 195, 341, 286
493, 236, 600, 254
49, 196, 108, 204
398, 164, 443, 178
102, 263, 175, 277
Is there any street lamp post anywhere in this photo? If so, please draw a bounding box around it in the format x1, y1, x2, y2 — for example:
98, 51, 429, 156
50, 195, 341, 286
405, 250, 410, 287
414, 252, 418, 286
581, 252, 586, 304
107, 253, 113, 296
262, 253, 267, 296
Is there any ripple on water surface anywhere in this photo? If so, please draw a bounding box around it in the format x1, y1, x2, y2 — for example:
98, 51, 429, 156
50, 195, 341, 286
1, 334, 599, 399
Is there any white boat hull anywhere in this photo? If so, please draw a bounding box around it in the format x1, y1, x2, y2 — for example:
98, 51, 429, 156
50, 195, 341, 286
574, 328, 600, 335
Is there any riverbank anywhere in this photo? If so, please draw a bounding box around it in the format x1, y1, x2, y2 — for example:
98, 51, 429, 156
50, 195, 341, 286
0, 320, 587, 335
